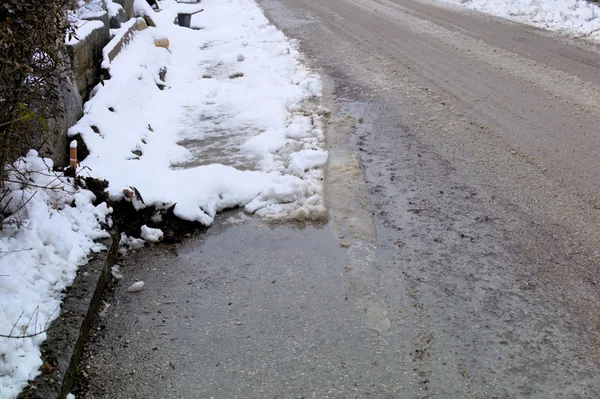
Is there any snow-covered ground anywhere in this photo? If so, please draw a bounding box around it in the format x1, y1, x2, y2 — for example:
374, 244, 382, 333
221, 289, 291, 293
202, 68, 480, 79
73, 0, 326, 226
436, 0, 600, 40
0, 154, 110, 398
0, 0, 326, 396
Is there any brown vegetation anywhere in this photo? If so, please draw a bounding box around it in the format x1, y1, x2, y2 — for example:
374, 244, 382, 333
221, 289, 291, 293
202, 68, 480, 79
0, 0, 75, 183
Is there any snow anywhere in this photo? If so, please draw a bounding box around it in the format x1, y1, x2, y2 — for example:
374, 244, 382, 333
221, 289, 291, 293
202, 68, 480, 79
0, 152, 110, 397
106, 1, 124, 18
436, 0, 600, 39
66, 17, 105, 45
127, 281, 145, 292
111, 265, 124, 279
65, 0, 108, 46
119, 233, 145, 252
289, 149, 329, 175
140, 225, 163, 242
2, 0, 327, 396
75, 0, 105, 20
70, 0, 327, 226
101, 18, 137, 69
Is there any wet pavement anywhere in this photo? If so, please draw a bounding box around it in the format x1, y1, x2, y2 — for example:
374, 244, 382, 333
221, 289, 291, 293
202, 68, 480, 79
81, 215, 414, 398
79, 0, 600, 397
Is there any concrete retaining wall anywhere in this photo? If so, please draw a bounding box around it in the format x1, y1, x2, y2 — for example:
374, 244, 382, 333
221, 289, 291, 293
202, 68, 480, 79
56, 0, 139, 166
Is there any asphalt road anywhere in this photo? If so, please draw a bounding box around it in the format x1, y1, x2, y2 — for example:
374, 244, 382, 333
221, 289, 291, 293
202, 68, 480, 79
79, 0, 600, 398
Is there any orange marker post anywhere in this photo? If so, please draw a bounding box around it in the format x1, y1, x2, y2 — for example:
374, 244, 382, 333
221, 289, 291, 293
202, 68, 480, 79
70, 140, 78, 169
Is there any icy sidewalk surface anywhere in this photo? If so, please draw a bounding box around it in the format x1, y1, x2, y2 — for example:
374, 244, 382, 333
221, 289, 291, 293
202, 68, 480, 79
70, 0, 329, 226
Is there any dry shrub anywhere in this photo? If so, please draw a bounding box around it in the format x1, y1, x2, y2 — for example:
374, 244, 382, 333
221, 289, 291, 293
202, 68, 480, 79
0, 0, 76, 183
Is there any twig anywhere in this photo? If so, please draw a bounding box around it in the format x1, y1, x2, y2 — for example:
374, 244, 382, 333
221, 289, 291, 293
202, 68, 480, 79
0, 330, 48, 339
2, 191, 37, 221
0, 305, 58, 339
3, 179, 65, 190
0, 248, 34, 253
0, 247, 34, 259
7, 311, 24, 338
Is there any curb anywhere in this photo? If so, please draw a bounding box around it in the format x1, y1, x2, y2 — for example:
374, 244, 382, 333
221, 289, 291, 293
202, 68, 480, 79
18, 236, 119, 399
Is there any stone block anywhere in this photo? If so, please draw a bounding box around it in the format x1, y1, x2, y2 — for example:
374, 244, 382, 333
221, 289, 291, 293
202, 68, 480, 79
66, 12, 110, 99
114, 0, 135, 19
109, 6, 126, 28
106, 18, 148, 64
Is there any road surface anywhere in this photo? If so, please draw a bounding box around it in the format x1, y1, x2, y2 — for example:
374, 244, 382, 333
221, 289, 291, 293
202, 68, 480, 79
79, 0, 600, 397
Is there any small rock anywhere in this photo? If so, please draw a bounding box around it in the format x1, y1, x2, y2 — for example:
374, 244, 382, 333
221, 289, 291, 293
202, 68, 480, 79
202, 74, 213, 79
339, 240, 352, 248
127, 281, 145, 292
229, 72, 244, 79
237, 54, 245, 62
154, 37, 170, 50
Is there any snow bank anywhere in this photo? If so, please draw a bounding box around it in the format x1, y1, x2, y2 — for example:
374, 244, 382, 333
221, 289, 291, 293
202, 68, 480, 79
70, 0, 327, 225
437, 0, 600, 39
0, 152, 110, 397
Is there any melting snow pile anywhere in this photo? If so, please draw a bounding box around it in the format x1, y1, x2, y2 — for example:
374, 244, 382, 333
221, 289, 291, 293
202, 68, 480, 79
0, 153, 110, 397
1, 0, 327, 396
70, 0, 328, 226
437, 0, 600, 39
